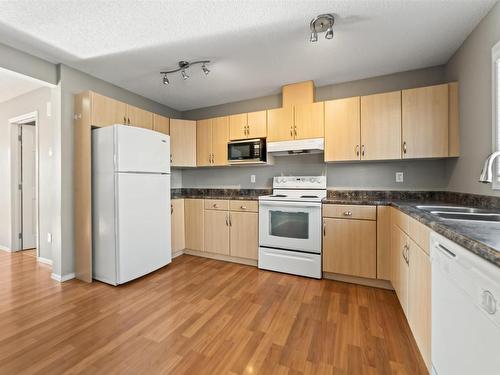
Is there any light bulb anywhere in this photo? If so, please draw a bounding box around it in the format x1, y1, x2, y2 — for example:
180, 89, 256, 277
181, 70, 189, 80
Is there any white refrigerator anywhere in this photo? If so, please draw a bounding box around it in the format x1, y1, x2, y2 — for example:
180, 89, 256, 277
92, 125, 171, 285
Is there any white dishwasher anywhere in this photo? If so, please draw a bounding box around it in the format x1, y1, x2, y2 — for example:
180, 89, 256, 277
431, 233, 500, 375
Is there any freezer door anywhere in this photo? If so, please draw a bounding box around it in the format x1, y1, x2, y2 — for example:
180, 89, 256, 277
115, 125, 170, 173
116, 173, 171, 284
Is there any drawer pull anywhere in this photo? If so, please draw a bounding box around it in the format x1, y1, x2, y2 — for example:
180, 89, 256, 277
240, 205, 247, 210
213, 204, 219, 208
343, 211, 352, 216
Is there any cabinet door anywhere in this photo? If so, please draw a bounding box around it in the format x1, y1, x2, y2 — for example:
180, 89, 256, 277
184, 199, 204, 251
196, 119, 213, 167
204, 210, 230, 255
402, 84, 449, 159
267, 107, 294, 142
391, 224, 409, 315
294, 102, 324, 140
170, 119, 196, 167
229, 211, 258, 260
324, 97, 361, 162
361, 91, 401, 160
91, 92, 127, 127
247, 110, 267, 139
408, 238, 432, 370
377, 206, 391, 280
127, 104, 153, 129
212, 116, 229, 166
153, 114, 170, 135
171, 199, 185, 255
229, 113, 247, 140
322, 218, 376, 278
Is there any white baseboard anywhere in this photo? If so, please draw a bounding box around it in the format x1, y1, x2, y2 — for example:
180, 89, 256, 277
37, 257, 53, 266
0, 245, 12, 252
51, 272, 75, 282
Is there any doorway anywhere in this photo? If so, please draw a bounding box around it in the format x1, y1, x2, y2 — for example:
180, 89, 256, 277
9, 112, 39, 255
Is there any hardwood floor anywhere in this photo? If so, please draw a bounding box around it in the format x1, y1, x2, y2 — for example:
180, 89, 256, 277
0, 251, 427, 374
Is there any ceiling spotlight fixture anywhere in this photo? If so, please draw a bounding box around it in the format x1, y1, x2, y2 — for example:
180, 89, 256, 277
160, 60, 210, 85
309, 14, 335, 42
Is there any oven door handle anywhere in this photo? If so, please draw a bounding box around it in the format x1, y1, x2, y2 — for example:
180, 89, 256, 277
259, 200, 321, 208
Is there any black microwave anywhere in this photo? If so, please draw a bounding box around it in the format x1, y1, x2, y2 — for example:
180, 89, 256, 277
228, 138, 266, 163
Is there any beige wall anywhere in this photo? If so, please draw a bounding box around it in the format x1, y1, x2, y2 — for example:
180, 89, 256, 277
445, 1, 500, 196
0, 86, 55, 262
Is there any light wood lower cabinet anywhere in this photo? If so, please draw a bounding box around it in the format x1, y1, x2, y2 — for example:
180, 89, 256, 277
408, 237, 432, 370
229, 211, 258, 260
171, 199, 185, 255
376, 206, 391, 280
390, 207, 431, 371
204, 210, 230, 255
184, 199, 204, 251
170, 119, 197, 167
323, 218, 376, 278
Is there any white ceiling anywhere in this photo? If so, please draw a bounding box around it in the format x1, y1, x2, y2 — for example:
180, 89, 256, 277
0, 0, 495, 111
0, 67, 47, 103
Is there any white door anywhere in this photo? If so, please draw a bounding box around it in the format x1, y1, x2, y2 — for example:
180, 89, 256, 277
116, 172, 171, 284
21, 125, 36, 250
115, 125, 170, 174
259, 200, 322, 253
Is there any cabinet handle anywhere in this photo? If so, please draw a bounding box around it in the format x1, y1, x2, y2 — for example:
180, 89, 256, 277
170, 154, 173, 163
323, 222, 326, 236
123, 116, 127, 124
225, 215, 229, 226
343, 211, 352, 216
127, 118, 131, 125
240, 205, 247, 210
294, 125, 297, 136
213, 204, 219, 208
403, 141, 407, 154
355, 145, 360, 157
290, 127, 293, 136
229, 213, 232, 226
171, 204, 173, 214
361, 145, 365, 157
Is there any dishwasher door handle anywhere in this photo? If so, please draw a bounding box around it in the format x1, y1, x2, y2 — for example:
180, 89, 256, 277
436, 243, 457, 258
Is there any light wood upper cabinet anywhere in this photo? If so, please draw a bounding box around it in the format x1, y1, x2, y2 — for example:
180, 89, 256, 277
402, 83, 449, 159
408, 238, 432, 370
91, 92, 127, 127
267, 107, 294, 142
324, 97, 361, 162
212, 116, 229, 166
170, 119, 196, 167
361, 91, 402, 160
196, 119, 213, 167
229, 211, 258, 260
153, 114, 170, 135
229, 111, 267, 140
247, 111, 267, 139
448, 82, 460, 157
294, 102, 324, 140
204, 209, 230, 255
184, 199, 204, 251
171, 199, 185, 255
229, 113, 247, 140
126, 104, 153, 129
322, 216, 377, 279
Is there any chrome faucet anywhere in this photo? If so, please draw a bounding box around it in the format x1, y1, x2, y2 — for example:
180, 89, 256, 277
479, 151, 500, 183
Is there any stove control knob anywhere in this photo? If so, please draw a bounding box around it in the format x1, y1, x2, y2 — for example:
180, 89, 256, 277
310, 177, 317, 183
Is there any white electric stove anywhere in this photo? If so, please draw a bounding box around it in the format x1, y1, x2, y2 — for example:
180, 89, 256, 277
258, 176, 326, 279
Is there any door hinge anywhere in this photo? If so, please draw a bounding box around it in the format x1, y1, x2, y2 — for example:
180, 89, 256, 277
18, 233, 22, 240
18, 183, 22, 190
18, 134, 22, 142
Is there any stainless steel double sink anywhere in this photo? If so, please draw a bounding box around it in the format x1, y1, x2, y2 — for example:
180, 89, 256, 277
416, 205, 500, 222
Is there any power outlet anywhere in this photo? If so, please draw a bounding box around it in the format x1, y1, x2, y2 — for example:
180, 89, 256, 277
395, 172, 404, 183
250, 175, 256, 183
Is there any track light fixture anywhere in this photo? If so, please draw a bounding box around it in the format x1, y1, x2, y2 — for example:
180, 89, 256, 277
160, 60, 210, 85
309, 14, 335, 42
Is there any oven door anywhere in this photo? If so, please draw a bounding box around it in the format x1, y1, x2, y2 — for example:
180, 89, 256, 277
259, 200, 322, 253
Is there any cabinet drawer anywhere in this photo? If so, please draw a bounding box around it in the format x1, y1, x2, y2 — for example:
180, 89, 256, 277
322, 204, 376, 220
408, 217, 431, 255
204, 199, 229, 211
392, 207, 409, 233
229, 200, 258, 212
